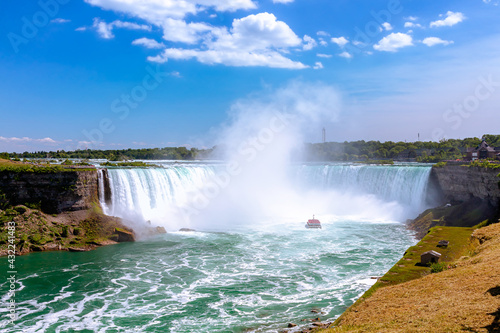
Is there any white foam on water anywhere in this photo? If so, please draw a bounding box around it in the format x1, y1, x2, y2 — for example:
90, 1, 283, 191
356, 278, 378, 286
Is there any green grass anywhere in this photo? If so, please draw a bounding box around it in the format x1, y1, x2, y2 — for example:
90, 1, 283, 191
101, 161, 160, 167
345, 226, 475, 302
468, 160, 500, 169
0, 158, 95, 173
433, 161, 447, 168
355, 160, 394, 165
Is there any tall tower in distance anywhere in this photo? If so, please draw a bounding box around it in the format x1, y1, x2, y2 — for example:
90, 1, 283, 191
322, 128, 326, 143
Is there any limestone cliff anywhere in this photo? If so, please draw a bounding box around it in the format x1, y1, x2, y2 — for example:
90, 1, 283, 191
0, 168, 139, 256
431, 164, 500, 206
0, 170, 98, 214
409, 164, 500, 238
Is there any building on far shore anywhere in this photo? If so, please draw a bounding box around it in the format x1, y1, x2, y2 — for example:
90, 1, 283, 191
466, 140, 499, 161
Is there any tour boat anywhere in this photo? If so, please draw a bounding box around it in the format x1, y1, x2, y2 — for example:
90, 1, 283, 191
305, 215, 321, 229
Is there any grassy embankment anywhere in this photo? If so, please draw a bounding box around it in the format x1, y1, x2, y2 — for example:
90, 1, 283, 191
0, 158, 95, 172
317, 222, 500, 332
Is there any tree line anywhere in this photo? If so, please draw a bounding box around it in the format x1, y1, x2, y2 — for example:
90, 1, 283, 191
303, 135, 500, 162
1, 135, 499, 163
0, 147, 212, 161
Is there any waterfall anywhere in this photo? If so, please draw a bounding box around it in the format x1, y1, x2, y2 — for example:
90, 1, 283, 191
293, 164, 432, 209
98, 166, 218, 222
98, 163, 432, 227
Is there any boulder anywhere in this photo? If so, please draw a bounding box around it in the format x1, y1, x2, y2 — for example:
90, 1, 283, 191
114, 228, 135, 242
156, 226, 167, 234
68, 247, 88, 252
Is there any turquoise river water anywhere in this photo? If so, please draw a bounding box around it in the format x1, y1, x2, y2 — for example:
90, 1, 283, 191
1, 163, 432, 332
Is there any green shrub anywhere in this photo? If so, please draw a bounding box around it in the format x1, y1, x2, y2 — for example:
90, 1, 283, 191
4, 208, 18, 216
433, 161, 448, 168
14, 206, 27, 215
61, 225, 69, 237
468, 160, 500, 169
29, 233, 42, 244
0, 192, 9, 210
0, 232, 8, 244
430, 262, 447, 273
24, 202, 42, 210
474, 219, 491, 229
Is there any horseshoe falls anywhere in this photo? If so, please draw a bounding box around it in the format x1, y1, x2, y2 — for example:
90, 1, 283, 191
4, 163, 433, 333
99, 163, 432, 230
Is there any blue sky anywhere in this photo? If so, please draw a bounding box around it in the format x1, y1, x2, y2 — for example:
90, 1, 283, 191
1, 0, 499, 152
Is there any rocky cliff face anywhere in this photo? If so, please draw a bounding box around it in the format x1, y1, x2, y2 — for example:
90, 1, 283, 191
407, 164, 500, 237
431, 165, 500, 206
0, 170, 98, 213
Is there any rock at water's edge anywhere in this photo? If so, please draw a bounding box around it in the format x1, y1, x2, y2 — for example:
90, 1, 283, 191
114, 228, 135, 242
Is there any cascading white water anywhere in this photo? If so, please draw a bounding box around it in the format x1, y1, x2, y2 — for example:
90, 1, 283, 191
99, 166, 218, 225
99, 163, 432, 230
293, 164, 432, 209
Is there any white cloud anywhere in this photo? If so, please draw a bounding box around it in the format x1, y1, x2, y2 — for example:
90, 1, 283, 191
132, 37, 165, 49
161, 18, 212, 44
313, 62, 323, 69
331, 36, 349, 47
381, 22, 393, 31
422, 37, 454, 47
145, 13, 306, 68
406, 16, 418, 21
221, 13, 302, 51
319, 39, 327, 46
339, 51, 352, 59
404, 22, 422, 29
148, 48, 307, 69
373, 32, 413, 52
303, 35, 317, 51
113, 20, 151, 30
51, 18, 70, 24
0, 136, 57, 144
85, 0, 257, 21
85, 1, 305, 69
273, 0, 294, 3
316, 31, 330, 37
92, 18, 151, 39
75, 27, 87, 31
430, 11, 465, 28
317, 53, 332, 58
93, 18, 114, 38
